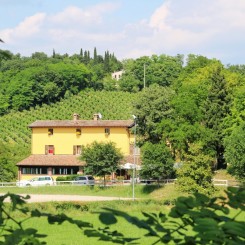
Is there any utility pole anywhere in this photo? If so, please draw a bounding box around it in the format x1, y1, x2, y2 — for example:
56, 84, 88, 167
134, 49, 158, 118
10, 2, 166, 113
132, 115, 137, 201
143, 63, 146, 89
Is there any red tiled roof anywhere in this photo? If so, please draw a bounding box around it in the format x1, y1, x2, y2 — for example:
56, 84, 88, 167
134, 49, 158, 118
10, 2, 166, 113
16, 155, 84, 166
29, 120, 135, 128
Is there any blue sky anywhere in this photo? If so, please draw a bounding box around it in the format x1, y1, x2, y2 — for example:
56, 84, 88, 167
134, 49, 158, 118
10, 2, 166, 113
1, 0, 245, 65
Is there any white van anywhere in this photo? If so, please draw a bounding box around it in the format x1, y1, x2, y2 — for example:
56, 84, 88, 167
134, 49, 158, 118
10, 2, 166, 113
73, 176, 95, 186
17, 176, 55, 187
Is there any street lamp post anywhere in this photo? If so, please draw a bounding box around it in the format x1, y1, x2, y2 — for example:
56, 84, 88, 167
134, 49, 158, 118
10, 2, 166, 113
132, 115, 137, 200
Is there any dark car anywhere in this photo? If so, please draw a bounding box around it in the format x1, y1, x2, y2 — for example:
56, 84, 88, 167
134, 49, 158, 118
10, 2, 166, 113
73, 175, 95, 185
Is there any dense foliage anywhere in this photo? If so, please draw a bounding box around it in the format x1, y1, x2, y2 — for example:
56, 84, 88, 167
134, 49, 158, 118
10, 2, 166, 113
131, 57, 244, 183
0, 47, 244, 182
0, 48, 122, 114
224, 122, 245, 182
81, 141, 123, 185
0, 142, 17, 181
176, 144, 215, 195
140, 142, 175, 182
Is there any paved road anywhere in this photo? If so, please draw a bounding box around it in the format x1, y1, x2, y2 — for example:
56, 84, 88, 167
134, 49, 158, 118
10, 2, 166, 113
0, 193, 131, 203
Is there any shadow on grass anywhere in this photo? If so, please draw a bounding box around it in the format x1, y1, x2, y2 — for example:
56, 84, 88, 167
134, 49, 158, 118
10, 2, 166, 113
140, 185, 162, 194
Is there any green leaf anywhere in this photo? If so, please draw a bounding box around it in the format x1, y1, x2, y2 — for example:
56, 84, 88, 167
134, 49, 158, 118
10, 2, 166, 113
222, 221, 245, 237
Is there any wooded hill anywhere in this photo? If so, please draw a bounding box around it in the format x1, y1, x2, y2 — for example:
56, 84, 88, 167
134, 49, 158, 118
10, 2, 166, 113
0, 49, 244, 182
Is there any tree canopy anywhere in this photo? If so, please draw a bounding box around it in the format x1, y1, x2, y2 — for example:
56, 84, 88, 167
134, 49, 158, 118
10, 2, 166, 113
140, 142, 175, 182
224, 122, 245, 182
176, 144, 215, 195
81, 141, 123, 185
0, 48, 244, 181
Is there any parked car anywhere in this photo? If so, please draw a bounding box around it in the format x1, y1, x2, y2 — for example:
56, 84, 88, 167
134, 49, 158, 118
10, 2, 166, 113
73, 175, 95, 186
17, 176, 55, 187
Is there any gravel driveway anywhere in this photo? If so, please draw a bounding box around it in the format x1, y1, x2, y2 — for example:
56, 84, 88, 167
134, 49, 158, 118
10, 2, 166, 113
0, 193, 131, 203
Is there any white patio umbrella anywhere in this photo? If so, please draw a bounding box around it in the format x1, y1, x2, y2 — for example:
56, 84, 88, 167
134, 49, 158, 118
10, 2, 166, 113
120, 163, 141, 170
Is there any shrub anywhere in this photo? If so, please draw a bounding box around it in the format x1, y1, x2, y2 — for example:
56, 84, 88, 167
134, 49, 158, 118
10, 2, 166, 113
56, 175, 79, 181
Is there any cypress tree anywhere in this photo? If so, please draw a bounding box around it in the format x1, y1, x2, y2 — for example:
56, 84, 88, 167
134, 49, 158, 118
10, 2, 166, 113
84, 50, 88, 64
104, 50, 110, 72
80, 48, 83, 57
203, 66, 231, 169
93, 47, 98, 63
52, 49, 56, 58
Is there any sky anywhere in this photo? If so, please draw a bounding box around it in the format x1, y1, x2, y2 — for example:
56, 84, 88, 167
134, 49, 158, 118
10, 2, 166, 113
1, 0, 245, 65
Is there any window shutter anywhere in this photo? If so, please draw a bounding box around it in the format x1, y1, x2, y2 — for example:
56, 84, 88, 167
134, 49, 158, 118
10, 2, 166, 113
130, 144, 134, 155
79, 145, 82, 155
73, 146, 76, 155
45, 145, 48, 155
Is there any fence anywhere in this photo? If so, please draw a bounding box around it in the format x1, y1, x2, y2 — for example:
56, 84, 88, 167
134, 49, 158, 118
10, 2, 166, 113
0, 179, 241, 187
212, 179, 241, 187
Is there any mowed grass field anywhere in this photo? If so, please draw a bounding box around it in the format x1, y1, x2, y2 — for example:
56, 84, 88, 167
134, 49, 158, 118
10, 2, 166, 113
24, 211, 162, 245
1, 185, 179, 244
1, 184, 243, 244
0, 184, 183, 200
23, 206, 243, 245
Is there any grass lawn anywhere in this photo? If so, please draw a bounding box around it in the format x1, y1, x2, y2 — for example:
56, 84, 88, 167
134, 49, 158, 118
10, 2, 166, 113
3, 198, 244, 245
24, 211, 160, 245
214, 169, 237, 180
0, 183, 244, 244
0, 184, 183, 201
2, 199, 173, 245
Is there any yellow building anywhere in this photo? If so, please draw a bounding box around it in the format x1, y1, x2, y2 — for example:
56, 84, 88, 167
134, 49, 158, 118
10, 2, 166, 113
17, 113, 137, 180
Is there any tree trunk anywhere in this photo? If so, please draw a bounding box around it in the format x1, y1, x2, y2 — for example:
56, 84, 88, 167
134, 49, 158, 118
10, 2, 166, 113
103, 175, 106, 187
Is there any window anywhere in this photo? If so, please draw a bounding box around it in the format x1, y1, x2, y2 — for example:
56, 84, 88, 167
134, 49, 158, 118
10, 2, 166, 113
52, 167, 79, 175
45, 145, 55, 155
105, 128, 110, 135
48, 128, 53, 135
78, 176, 86, 180
76, 128, 81, 135
21, 167, 48, 175
73, 145, 82, 155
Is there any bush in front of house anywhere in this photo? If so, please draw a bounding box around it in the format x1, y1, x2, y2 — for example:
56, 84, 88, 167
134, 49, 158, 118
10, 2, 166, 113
56, 175, 79, 182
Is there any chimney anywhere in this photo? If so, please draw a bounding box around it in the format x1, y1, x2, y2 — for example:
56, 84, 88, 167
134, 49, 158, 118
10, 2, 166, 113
93, 113, 102, 121
73, 113, 80, 121
93, 114, 99, 121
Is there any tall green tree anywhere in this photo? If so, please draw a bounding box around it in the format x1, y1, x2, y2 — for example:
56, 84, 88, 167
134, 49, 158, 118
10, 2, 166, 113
0, 143, 17, 181
176, 144, 215, 195
133, 84, 175, 144
224, 122, 245, 182
184, 54, 215, 74
93, 47, 98, 63
81, 141, 123, 186
121, 54, 183, 91
140, 142, 174, 183
203, 66, 231, 168
146, 54, 183, 87
0, 50, 12, 63
104, 51, 110, 73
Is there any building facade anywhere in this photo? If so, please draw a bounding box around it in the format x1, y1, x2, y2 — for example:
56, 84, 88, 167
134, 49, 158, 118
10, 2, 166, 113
17, 113, 136, 180
111, 70, 124, 81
